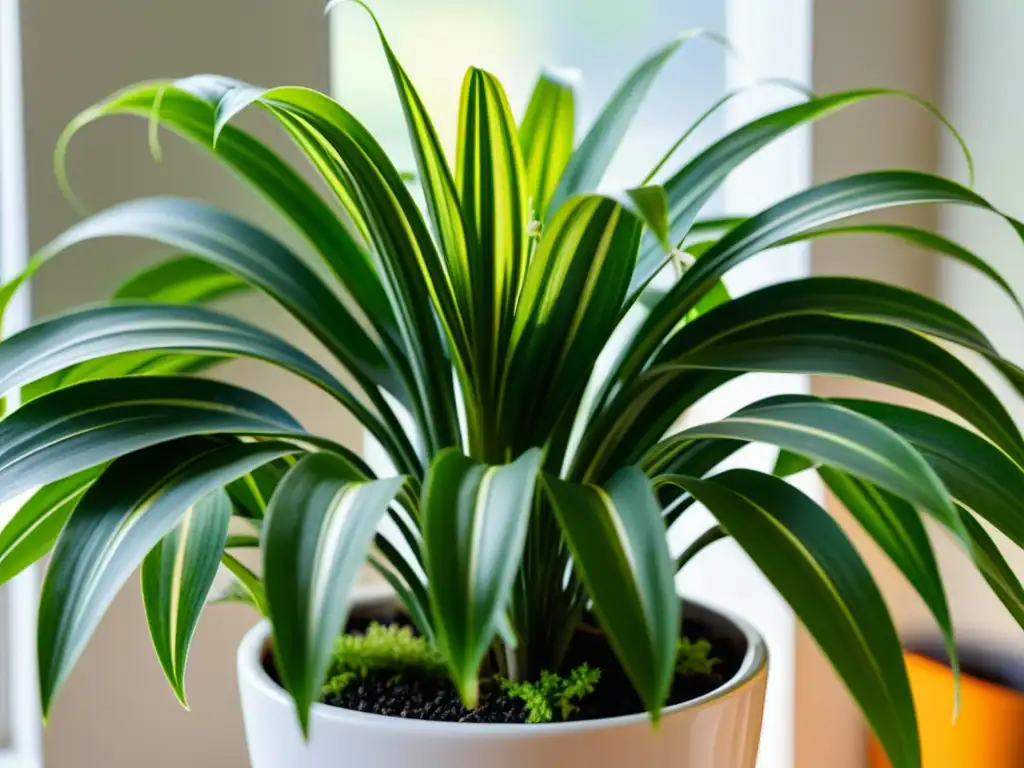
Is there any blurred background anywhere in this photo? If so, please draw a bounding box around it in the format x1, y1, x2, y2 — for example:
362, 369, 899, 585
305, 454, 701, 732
1, 0, 1021, 766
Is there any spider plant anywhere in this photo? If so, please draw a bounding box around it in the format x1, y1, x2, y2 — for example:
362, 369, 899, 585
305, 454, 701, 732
3, 6, 1024, 767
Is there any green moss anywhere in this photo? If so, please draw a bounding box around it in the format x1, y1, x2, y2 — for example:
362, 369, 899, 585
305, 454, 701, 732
320, 623, 446, 699
502, 664, 602, 723
675, 637, 721, 678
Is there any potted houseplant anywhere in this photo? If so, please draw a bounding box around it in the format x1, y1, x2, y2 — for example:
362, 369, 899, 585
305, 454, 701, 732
3, 4, 1024, 767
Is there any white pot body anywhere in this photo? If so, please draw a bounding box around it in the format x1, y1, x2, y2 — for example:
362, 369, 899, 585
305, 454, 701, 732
238, 597, 768, 768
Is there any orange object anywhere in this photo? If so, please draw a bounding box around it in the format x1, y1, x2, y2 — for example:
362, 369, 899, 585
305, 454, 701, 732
869, 652, 1024, 767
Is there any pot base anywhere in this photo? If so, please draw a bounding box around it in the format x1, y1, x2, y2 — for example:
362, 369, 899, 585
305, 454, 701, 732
238, 591, 768, 768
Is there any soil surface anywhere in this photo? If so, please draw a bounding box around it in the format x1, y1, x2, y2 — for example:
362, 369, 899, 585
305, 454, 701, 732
264, 608, 744, 724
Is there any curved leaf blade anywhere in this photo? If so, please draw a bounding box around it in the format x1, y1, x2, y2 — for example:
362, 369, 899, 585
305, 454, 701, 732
819, 468, 958, 711
57, 82, 397, 335
38, 438, 297, 716
457, 67, 529, 414
422, 448, 542, 705
34, 197, 404, 404
141, 489, 232, 706
262, 452, 402, 735
0, 376, 362, 506
665, 470, 918, 768
0, 303, 418, 475
501, 195, 641, 453
0, 468, 101, 586
623, 171, 1024, 388
544, 467, 678, 720
518, 69, 575, 219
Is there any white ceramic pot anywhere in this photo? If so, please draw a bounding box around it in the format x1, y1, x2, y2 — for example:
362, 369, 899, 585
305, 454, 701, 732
238, 593, 768, 768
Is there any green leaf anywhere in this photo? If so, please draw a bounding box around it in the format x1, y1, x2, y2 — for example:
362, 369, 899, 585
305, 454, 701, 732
544, 467, 679, 720
0, 376, 358, 506
501, 195, 641, 453
819, 468, 958, 712
548, 29, 729, 214
457, 66, 529, 426
670, 399, 960, 531
58, 81, 398, 337
115, 255, 247, 303
664, 470, 918, 768
777, 224, 1021, 313
219, 552, 268, 615
623, 171, 1020, 389
213, 83, 462, 452
518, 69, 575, 219
38, 437, 297, 716
773, 450, 815, 477
0, 468, 101, 586
421, 448, 542, 705
226, 460, 289, 519
354, 2, 473, 328
832, 399, 1024, 552
0, 303, 418, 475
655, 316, 1023, 467
622, 185, 671, 253
142, 489, 232, 707
33, 197, 406, 408
956, 510, 1024, 631
262, 453, 402, 735
632, 88, 973, 284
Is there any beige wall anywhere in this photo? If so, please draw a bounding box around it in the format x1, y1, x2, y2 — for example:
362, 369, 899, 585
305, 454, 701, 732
800, 1, 947, 767
19, 2, 359, 766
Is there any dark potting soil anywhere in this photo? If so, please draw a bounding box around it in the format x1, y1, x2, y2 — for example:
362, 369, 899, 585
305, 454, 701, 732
263, 608, 744, 724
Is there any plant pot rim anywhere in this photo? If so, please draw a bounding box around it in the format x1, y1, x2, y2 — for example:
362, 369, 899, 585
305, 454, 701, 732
238, 585, 768, 735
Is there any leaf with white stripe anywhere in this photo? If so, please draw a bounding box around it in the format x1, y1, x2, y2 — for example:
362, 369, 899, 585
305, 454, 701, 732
663, 470, 919, 768
421, 448, 542, 705
262, 453, 403, 735
38, 437, 299, 716
0, 467, 101, 586
671, 399, 961, 532
518, 69, 575, 219
544, 467, 679, 720
142, 489, 232, 706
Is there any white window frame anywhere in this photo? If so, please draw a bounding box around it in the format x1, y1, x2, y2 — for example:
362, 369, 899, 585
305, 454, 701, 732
0, 0, 41, 766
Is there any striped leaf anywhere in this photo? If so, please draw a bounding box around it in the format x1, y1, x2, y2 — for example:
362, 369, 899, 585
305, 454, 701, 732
665, 470, 918, 768
670, 399, 961, 532
262, 453, 402, 734
819, 469, 958, 709
833, 399, 1024, 552
57, 81, 397, 336
354, 1, 473, 323
518, 69, 575, 219
421, 448, 542, 705
457, 66, 529, 422
632, 88, 972, 281
621, 171, 1024, 388
544, 467, 679, 720
35, 197, 406, 408
500, 195, 642, 453
0, 376, 364, 507
142, 489, 232, 706
0, 468, 101, 586
213, 83, 462, 453
38, 438, 298, 715
0, 303, 418, 475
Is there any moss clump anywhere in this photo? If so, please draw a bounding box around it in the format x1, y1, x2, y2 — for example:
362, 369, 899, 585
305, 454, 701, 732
501, 664, 602, 724
321, 623, 446, 700
675, 637, 721, 678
